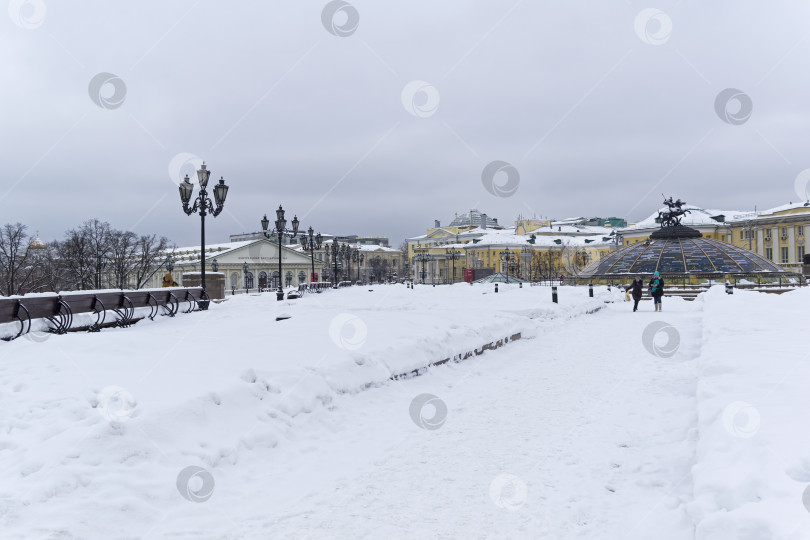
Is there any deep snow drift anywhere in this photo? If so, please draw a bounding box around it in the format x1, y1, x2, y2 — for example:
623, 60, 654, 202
0, 283, 808, 539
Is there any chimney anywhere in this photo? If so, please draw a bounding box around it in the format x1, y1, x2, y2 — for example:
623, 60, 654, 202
434, 219, 440, 228
481, 213, 487, 230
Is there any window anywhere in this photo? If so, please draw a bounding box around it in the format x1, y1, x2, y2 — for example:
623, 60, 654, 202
764, 229, 771, 240
798, 225, 804, 236
721, 235, 726, 242
781, 227, 788, 240
781, 247, 789, 264
798, 246, 805, 261
740, 230, 744, 240
231, 273, 238, 288
765, 248, 773, 260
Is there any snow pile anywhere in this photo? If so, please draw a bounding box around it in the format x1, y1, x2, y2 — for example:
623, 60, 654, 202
0, 283, 603, 538
689, 286, 810, 539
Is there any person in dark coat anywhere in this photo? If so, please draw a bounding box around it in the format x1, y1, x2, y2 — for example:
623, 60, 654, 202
625, 276, 643, 312
648, 271, 665, 311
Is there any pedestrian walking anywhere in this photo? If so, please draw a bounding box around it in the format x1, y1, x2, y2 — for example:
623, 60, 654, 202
648, 271, 665, 311
625, 276, 643, 312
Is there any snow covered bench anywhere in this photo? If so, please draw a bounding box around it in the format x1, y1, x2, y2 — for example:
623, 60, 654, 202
0, 287, 208, 341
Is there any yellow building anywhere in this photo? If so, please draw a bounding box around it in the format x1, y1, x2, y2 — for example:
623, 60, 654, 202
407, 210, 615, 283
618, 202, 809, 275
727, 203, 809, 274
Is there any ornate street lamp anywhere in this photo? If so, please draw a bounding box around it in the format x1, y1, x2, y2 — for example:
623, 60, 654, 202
261, 205, 299, 301
445, 247, 462, 284
499, 250, 516, 283
242, 262, 249, 293
178, 163, 229, 309
413, 243, 431, 284
301, 227, 323, 286
330, 238, 341, 287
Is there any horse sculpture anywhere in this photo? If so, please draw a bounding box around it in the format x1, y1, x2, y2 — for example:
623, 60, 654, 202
657, 196, 691, 228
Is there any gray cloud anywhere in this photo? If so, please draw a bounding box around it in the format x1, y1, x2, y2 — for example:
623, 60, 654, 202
2, 1, 810, 246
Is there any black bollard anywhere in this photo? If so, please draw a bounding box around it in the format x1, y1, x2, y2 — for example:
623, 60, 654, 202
589, 284, 593, 297
519, 282, 522, 289
725, 282, 733, 295
495, 283, 499, 293
552, 285, 558, 303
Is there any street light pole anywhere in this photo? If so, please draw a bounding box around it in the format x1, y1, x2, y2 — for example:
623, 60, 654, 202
499, 250, 515, 283
178, 163, 229, 309
301, 227, 322, 287
260, 206, 299, 301
242, 262, 249, 294
445, 247, 461, 284
331, 239, 340, 287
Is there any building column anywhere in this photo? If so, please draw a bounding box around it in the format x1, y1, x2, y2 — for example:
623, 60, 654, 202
789, 227, 796, 263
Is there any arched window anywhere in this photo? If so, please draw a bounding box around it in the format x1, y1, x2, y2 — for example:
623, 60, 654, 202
230, 273, 238, 289
298, 270, 306, 284
258, 271, 268, 290
272, 271, 280, 288
245, 272, 254, 289
285, 271, 293, 286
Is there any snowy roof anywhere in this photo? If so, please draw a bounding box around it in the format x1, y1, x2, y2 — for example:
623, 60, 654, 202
468, 231, 612, 248
734, 201, 810, 218
623, 205, 741, 231
542, 223, 613, 235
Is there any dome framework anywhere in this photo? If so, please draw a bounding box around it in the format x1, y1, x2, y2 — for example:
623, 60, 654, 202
578, 225, 800, 285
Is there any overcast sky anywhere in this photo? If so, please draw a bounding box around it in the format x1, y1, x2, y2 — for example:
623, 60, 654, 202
2, 0, 810, 247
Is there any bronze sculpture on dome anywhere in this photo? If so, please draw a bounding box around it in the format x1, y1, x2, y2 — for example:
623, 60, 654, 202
657, 195, 691, 228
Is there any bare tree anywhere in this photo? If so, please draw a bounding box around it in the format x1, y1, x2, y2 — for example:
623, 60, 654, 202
37, 242, 68, 293
107, 229, 138, 289
131, 234, 172, 289
58, 226, 96, 290
0, 223, 35, 296
82, 219, 112, 289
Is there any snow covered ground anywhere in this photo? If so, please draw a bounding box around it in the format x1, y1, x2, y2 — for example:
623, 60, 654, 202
0, 283, 808, 539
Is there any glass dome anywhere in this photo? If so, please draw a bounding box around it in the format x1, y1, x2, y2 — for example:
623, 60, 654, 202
580, 233, 793, 282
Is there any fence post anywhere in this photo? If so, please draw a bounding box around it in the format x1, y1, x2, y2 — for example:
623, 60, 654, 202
589, 284, 593, 297
495, 283, 499, 293
552, 286, 558, 303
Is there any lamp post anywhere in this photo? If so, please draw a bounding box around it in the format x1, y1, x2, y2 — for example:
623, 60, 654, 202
165, 255, 175, 287
742, 220, 758, 251
242, 262, 249, 293
330, 238, 340, 287
178, 163, 229, 310
301, 227, 323, 287
95, 251, 108, 289
340, 244, 348, 283
445, 247, 462, 284
352, 249, 359, 284
260, 205, 299, 301
499, 250, 515, 283
413, 244, 430, 284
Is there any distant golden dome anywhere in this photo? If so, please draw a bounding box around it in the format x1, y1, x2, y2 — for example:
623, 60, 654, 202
28, 230, 46, 250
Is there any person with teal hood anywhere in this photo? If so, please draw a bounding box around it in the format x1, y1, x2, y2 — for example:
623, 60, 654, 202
648, 271, 665, 311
